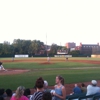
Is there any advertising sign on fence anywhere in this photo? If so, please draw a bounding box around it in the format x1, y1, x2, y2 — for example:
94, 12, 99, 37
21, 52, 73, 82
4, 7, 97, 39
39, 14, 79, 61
54, 55, 72, 57
15, 54, 29, 58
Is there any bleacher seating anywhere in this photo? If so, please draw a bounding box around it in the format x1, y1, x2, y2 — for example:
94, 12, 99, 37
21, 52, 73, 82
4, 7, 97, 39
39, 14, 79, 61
93, 94, 100, 100
78, 94, 98, 100
66, 93, 100, 100
66, 93, 86, 100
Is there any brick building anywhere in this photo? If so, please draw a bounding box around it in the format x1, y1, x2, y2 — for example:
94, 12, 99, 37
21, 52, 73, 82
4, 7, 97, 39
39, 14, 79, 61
65, 42, 76, 48
76, 43, 100, 56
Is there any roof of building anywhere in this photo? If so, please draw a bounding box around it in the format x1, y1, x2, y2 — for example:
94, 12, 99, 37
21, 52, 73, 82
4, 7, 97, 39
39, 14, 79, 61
80, 43, 99, 46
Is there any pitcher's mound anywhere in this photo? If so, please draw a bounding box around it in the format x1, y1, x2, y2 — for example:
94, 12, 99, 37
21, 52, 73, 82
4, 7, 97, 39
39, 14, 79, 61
39, 62, 54, 65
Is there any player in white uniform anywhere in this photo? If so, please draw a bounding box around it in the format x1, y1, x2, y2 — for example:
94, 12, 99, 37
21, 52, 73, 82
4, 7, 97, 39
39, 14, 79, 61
47, 56, 50, 62
0, 62, 5, 70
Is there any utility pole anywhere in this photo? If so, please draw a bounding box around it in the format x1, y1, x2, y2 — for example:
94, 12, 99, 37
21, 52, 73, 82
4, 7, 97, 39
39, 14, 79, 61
46, 33, 48, 56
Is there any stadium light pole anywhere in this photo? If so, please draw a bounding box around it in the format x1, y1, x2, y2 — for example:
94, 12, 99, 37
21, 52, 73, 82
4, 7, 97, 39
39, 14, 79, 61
46, 33, 48, 57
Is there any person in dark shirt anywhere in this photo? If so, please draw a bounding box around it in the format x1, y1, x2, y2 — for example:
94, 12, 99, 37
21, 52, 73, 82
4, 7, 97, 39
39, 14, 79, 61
31, 77, 44, 100
70, 84, 81, 95
5, 89, 12, 100
66, 57, 68, 61
24, 88, 31, 99
42, 92, 52, 100
0, 88, 6, 97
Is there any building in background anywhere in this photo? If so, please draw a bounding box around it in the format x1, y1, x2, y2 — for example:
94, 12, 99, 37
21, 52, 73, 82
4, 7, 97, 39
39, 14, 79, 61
70, 48, 76, 51
65, 42, 76, 48
78, 43, 100, 56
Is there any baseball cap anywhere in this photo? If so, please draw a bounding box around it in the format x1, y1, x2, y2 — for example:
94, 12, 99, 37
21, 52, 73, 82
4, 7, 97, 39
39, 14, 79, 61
44, 80, 48, 87
91, 80, 97, 85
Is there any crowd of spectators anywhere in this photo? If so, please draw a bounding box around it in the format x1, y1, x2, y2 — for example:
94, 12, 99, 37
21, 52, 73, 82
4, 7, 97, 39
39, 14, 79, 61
0, 76, 100, 100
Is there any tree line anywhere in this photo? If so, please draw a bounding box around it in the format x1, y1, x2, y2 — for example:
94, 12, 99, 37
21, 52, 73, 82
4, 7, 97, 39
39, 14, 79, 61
0, 39, 69, 57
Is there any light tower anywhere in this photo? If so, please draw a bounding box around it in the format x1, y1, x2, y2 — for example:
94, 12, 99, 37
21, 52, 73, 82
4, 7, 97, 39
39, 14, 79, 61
46, 33, 48, 56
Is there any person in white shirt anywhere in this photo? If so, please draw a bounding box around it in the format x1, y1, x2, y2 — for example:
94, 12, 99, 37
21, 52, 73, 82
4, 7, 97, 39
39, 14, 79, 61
44, 80, 51, 92
44, 80, 48, 89
86, 80, 100, 95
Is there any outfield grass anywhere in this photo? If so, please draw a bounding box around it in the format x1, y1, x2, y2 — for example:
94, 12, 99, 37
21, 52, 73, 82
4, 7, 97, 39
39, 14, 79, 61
0, 58, 100, 90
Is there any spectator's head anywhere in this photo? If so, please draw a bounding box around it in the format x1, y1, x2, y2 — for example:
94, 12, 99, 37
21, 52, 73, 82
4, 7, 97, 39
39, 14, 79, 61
81, 83, 86, 87
35, 77, 44, 89
15, 86, 25, 99
6, 89, 12, 97
24, 88, 31, 97
44, 80, 48, 89
75, 84, 78, 87
42, 92, 52, 100
0, 88, 5, 96
56, 75, 64, 85
91, 80, 97, 86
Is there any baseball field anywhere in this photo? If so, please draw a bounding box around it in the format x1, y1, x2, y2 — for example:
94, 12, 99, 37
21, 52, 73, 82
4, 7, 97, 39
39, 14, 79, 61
0, 57, 100, 94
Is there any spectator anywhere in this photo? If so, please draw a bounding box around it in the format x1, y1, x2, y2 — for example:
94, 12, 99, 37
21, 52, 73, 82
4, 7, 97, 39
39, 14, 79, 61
44, 80, 51, 92
30, 77, 44, 100
24, 88, 31, 99
52, 75, 66, 100
70, 84, 81, 95
86, 80, 100, 95
11, 86, 28, 100
0, 88, 6, 97
42, 92, 52, 100
5, 89, 12, 100
81, 83, 87, 93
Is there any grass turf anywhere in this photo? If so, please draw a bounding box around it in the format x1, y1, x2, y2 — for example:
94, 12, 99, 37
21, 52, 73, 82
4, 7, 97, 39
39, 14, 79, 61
0, 59, 100, 90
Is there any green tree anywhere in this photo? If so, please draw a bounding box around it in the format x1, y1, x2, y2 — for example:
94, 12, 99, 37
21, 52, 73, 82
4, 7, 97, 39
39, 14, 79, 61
30, 40, 45, 55
49, 44, 57, 55
12, 39, 23, 54
0, 43, 3, 55
12, 39, 32, 54
69, 50, 80, 57
2, 41, 11, 54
